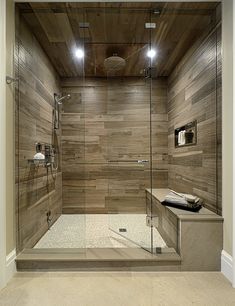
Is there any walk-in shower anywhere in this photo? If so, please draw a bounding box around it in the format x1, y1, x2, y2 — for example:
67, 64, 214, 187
15, 1, 222, 268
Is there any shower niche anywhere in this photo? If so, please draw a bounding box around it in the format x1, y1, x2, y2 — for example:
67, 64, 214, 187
175, 121, 197, 148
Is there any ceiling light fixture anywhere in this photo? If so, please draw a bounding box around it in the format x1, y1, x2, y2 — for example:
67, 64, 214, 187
75, 48, 84, 59
147, 49, 157, 59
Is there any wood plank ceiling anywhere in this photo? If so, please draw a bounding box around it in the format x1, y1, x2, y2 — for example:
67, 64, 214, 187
17, 2, 219, 78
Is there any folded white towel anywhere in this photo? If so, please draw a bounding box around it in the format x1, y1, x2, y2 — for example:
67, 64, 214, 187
181, 130, 186, 145
178, 131, 182, 145
165, 190, 200, 205
178, 130, 186, 145
165, 192, 188, 206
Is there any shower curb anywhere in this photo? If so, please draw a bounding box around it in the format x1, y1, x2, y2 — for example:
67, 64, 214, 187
16, 248, 181, 271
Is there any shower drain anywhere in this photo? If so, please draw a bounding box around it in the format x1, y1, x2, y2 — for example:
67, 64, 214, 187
119, 228, 127, 232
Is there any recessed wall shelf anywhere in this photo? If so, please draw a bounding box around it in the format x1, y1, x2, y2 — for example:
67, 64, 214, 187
175, 121, 197, 148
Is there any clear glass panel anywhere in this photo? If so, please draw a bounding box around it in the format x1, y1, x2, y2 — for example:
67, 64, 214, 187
149, 8, 169, 253
103, 7, 153, 252
149, 5, 222, 254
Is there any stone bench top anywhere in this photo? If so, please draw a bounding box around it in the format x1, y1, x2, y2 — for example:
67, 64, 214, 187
146, 188, 223, 222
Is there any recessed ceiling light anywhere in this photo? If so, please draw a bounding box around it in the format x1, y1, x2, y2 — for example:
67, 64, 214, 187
147, 49, 157, 58
75, 48, 84, 59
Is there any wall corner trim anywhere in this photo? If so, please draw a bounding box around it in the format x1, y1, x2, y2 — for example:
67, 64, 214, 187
221, 250, 233, 283
5, 249, 16, 283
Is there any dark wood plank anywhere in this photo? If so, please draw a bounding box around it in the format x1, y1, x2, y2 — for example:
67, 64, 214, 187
18, 2, 219, 77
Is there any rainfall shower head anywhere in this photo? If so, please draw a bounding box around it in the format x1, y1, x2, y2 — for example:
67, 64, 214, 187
54, 93, 71, 104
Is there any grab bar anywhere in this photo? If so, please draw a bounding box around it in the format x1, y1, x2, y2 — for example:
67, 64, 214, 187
108, 159, 149, 163
137, 160, 149, 164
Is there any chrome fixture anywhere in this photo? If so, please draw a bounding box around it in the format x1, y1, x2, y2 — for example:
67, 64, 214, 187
28, 142, 58, 170
54, 93, 71, 129
108, 159, 149, 163
104, 54, 126, 72
44, 144, 58, 170
145, 23, 156, 29
6, 76, 19, 84
54, 93, 71, 105
79, 22, 89, 28
46, 211, 52, 229
153, 9, 161, 15
137, 160, 149, 164
144, 67, 158, 79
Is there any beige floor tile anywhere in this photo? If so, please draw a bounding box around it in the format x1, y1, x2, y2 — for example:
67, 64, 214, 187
0, 272, 234, 306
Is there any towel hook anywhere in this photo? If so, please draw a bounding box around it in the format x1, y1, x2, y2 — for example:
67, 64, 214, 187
6, 76, 19, 85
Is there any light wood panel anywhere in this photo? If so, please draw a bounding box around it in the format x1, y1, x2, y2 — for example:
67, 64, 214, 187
167, 27, 222, 215
16, 15, 63, 251
61, 77, 168, 213
17, 2, 219, 77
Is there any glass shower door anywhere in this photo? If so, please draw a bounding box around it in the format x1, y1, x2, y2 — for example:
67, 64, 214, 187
105, 7, 154, 252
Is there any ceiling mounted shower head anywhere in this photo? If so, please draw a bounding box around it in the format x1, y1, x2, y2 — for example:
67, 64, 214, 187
104, 54, 126, 72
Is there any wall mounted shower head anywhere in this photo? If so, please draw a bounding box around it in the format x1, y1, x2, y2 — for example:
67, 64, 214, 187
54, 93, 71, 104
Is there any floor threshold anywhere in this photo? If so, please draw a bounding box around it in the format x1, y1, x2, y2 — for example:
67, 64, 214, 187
16, 248, 181, 271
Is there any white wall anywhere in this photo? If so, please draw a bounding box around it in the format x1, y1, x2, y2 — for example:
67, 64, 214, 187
15, 0, 219, 2
6, 0, 15, 257
0, 0, 7, 290
222, 0, 233, 257
1, 0, 235, 288
233, 0, 235, 287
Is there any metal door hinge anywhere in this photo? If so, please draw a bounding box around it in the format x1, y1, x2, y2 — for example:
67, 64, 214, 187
145, 23, 156, 29
146, 216, 159, 227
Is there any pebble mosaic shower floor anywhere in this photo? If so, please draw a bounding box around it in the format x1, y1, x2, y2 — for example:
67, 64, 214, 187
34, 214, 166, 249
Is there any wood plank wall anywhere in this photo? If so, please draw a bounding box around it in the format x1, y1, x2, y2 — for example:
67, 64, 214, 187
167, 27, 222, 215
60, 77, 168, 214
16, 15, 63, 251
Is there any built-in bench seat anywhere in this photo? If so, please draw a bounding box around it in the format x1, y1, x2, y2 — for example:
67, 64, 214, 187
146, 188, 223, 271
